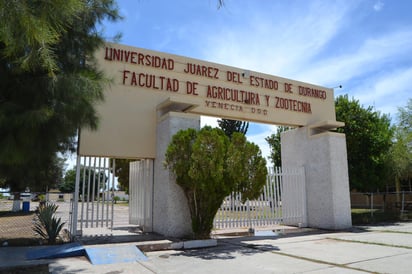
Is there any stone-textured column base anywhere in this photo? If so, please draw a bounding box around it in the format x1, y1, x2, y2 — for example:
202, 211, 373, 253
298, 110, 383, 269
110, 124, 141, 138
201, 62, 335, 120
281, 126, 352, 230
153, 111, 200, 237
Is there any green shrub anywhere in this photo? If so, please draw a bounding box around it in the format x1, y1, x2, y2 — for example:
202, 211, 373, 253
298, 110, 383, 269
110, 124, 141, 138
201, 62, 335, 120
33, 203, 65, 244
165, 127, 267, 239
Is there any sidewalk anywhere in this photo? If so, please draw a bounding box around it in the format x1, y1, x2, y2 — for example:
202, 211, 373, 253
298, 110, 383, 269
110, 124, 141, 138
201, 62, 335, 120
1, 223, 412, 273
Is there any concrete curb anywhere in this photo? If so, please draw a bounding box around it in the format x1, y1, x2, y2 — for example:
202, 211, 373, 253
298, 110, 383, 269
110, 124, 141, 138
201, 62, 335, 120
137, 239, 218, 252
171, 239, 218, 250
212, 227, 317, 238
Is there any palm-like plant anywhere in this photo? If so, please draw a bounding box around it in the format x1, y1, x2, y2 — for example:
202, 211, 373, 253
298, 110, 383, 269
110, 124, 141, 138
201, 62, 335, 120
33, 203, 65, 244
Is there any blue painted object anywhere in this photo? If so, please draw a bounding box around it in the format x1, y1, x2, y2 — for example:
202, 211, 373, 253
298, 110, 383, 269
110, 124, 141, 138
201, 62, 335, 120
22, 201, 30, 212
26, 242, 85, 260
85, 245, 147, 265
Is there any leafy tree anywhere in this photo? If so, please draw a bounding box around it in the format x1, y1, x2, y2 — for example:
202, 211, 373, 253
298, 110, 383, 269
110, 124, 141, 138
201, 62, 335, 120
0, 0, 84, 75
398, 98, 412, 133
0, 154, 66, 192
164, 127, 267, 239
389, 127, 411, 193
0, 1, 121, 193
60, 166, 107, 196
217, 119, 249, 138
265, 126, 291, 167
389, 99, 412, 192
335, 95, 394, 192
110, 159, 132, 193
59, 169, 78, 193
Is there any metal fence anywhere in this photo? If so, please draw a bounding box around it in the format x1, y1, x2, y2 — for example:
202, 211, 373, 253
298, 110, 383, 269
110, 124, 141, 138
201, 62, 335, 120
69, 156, 117, 237
4, 184, 411, 243
0, 191, 73, 212
129, 159, 154, 232
0, 192, 72, 244
213, 166, 306, 229
351, 191, 412, 212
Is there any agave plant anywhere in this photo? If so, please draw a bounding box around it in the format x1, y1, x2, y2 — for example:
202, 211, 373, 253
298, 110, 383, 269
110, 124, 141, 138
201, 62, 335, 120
33, 203, 65, 244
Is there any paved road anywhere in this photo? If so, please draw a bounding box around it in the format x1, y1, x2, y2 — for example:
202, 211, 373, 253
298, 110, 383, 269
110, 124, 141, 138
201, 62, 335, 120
1, 222, 412, 273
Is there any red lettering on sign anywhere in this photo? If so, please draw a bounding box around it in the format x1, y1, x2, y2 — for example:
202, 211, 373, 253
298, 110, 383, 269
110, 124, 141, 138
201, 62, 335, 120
227, 71, 243, 84
105, 47, 175, 70
284, 83, 292, 93
184, 63, 219, 79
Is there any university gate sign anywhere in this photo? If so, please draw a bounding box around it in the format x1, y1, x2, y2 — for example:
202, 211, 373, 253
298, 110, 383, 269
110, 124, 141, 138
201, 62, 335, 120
76, 43, 351, 237
79, 43, 337, 158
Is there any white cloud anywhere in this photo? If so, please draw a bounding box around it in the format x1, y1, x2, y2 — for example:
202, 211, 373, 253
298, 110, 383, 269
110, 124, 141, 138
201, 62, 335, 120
297, 29, 412, 85
202, 1, 353, 78
350, 66, 412, 117
373, 1, 384, 11
196, 1, 411, 120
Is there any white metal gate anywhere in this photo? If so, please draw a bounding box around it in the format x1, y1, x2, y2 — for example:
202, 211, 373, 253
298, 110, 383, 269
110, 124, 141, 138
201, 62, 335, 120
129, 159, 154, 232
69, 156, 116, 236
214, 166, 306, 229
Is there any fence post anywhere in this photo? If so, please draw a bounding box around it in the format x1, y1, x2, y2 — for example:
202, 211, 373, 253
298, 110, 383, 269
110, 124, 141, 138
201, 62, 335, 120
70, 155, 81, 238
401, 191, 405, 218
247, 199, 252, 232
371, 193, 374, 217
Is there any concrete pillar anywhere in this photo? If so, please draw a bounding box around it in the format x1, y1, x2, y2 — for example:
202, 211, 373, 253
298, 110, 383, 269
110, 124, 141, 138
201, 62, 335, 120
153, 111, 200, 237
281, 124, 352, 230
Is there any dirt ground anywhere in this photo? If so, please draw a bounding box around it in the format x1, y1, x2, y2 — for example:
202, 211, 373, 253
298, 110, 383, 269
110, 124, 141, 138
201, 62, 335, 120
0, 211, 43, 246
0, 213, 37, 239
0, 200, 130, 246
0, 200, 67, 246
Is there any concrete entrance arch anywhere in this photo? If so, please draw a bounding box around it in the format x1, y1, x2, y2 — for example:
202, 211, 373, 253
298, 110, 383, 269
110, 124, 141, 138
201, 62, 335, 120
74, 42, 351, 237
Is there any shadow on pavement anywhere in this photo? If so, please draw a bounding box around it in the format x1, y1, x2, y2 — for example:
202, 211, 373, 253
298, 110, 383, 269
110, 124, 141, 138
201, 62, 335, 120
170, 239, 280, 261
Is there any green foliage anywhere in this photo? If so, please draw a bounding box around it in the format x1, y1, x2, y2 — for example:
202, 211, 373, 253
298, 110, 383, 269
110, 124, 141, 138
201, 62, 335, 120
217, 119, 249, 138
265, 126, 291, 167
59, 169, 77, 193
0, 0, 85, 75
165, 127, 267, 239
110, 159, 132, 193
0, 1, 121, 192
38, 194, 46, 202
335, 95, 394, 192
59, 166, 106, 195
389, 128, 411, 179
398, 98, 412, 133
389, 99, 412, 191
0, 154, 65, 192
33, 203, 65, 244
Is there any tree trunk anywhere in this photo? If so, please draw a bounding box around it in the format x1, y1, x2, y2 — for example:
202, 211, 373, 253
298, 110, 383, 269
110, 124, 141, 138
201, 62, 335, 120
395, 176, 401, 203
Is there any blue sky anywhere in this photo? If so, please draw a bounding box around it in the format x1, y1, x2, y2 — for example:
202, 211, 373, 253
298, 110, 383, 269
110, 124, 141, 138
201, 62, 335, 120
101, 0, 412, 162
